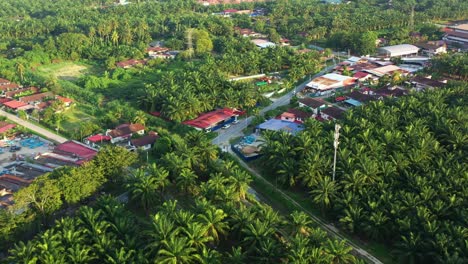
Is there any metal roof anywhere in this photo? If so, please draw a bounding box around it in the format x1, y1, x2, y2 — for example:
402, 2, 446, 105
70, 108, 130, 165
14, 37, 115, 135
378, 44, 419, 57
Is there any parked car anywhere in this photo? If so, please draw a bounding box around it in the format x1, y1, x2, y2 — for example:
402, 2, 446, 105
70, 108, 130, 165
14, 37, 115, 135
232, 120, 239, 124
9, 146, 21, 152
222, 124, 231, 129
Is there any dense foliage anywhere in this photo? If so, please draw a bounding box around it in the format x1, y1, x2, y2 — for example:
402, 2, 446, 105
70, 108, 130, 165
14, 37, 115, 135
5, 131, 359, 263
261, 86, 468, 263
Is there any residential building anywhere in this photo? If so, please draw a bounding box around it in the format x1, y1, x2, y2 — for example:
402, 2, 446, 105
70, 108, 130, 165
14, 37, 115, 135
305, 73, 355, 95
106, 123, 145, 143
2, 100, 32, 111
415, 41, 447, 56
280, 109, 312, 123
183, 108, 240, 132
251, 39, 276, 49
443, 24, 468, 48
0, 121, 16, 135
18, 92, 54, 105
256, 119, 304, 135
4, 86, 39, 99
365, 65, 409, 77
129, 132, 159, 151
378, 44, 420, 58
298, 98, 327, 114
116, 59, 147, 69
410, 76, 446, 90
321, 107, 345, 120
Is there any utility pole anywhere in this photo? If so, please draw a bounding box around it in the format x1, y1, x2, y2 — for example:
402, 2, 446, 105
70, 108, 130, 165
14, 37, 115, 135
332, 124, 341, 181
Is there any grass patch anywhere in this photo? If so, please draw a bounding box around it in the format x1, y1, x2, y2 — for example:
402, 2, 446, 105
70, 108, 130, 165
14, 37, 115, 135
35, 61, 100, 81
61, 106, 97, 132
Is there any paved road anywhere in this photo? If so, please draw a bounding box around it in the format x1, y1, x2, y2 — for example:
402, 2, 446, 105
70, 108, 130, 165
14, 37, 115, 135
212, 65, 384, 264
212, 65, 336, 146
0, 110, 67, 144
229, 148, 383, 264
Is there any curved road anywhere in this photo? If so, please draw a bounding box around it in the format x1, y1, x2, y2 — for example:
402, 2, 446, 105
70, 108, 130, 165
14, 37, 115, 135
0, 110, 67, 144
212, 67, 384, 264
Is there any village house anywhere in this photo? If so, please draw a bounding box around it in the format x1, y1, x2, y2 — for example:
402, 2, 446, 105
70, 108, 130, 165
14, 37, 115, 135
116, 59, 147, 69
410, 76, 446, 91
4, 86, 39, 99
298, 98, 327, 115
106, 123, 145, 143
415, 41, 447, 56
129, 132, 159, 151
18, 92, 54, 106
443, 24, 468, 49
183, 108, 240, 132
2, 100, 32, 111
280, 109, 312, 123
320, 106, 345, 121
147, 46, 173, 59
0, 121, 16, 136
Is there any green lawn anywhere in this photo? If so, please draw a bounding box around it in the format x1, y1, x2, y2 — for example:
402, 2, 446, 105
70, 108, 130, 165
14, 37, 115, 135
35, 61, 101, 81
61, 106, 97, 133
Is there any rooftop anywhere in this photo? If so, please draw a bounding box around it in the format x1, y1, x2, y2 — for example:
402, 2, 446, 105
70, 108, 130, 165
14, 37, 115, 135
108, 123, 145, 138
321, 106, 345, 119
18, 92, 53, 103
3, 100, 28, 109
257, 119, 304, 135
0, 122, 16, 133
183, 108, 238, 129
131, 133, 159, 147
299, 98, 327, 109
379, 44, 420, 56
54, 141, 98, 161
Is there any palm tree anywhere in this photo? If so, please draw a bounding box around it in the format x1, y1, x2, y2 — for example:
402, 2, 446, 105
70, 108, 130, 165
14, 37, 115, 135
289, 211, 313, 236
126, 168, 158, 214
325, 239, 356, 264
132, 111, 147, 126
176, 168, 198, 194
197, 207, 229, 244
241, 219, 275, 253
147, 163, 170, 200
229, 168, 252, 201
225, 246, 247, 264
156, 236, 200, 264
8, 241, 38, 264
145, 213, 179, 256
287, 234, 312, 263
66, 244, 96, 264
183, 222, 213, 249
309, 176, 338, 213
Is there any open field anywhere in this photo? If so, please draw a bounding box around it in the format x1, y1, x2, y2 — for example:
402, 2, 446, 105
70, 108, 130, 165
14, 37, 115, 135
36, 62, 96, 81
61, 106, 97, 133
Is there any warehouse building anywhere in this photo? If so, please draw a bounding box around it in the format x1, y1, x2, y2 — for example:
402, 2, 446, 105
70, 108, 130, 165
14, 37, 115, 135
378, 44, 420, 58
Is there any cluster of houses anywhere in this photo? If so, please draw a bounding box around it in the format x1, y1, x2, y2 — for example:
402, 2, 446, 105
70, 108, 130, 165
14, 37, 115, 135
232, 27, 290, 48
0, 140, 98, 208
84, 123, 159, 151
0, 78, 73, 113
116, 44, 179, 69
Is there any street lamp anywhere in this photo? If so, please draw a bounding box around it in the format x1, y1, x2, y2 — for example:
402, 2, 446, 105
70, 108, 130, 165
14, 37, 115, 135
332, 124, 341, 181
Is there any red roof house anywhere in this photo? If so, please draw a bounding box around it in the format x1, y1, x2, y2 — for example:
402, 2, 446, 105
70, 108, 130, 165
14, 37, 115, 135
106, 123, 145, 143
53, 141, 98, 164
183, 108, 238, 131
3, 100, 28, 110
0, 122, 16, 134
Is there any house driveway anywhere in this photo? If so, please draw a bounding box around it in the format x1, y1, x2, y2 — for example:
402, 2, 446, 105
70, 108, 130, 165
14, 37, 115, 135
0, 110, 67, 144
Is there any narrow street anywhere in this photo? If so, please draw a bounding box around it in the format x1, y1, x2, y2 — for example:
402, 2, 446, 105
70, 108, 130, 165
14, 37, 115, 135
212, 65, 336, 146
212, 65, 384, 264
0, 110, 67, 144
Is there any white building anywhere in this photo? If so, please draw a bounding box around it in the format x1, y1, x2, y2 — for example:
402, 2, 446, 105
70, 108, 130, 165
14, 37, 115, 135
305, 73, 355, 95
378, 44, 420, 58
